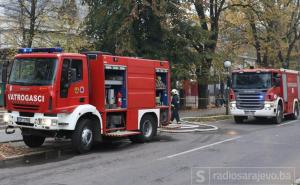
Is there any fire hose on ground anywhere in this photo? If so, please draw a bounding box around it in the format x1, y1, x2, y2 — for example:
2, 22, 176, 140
159, 116, 219, 133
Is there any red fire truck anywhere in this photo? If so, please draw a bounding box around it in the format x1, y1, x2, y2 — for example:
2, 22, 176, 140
3, 48, 170, 153
229, 68, 299, 124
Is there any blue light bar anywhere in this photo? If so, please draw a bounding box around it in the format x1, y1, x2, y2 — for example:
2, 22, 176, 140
18, 47, 63, 54
18, 48, 32, 53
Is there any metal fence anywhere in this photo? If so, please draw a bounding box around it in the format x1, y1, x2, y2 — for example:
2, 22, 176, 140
179, 96, 226, 110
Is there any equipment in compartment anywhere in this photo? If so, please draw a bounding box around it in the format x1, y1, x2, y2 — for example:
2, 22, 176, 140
156, 76, 166, 89
108, 89, 115, 105
106, 113, 125, 128
116, 91, 122, 108
105, 65, 127, 109
155, 70, 168, 106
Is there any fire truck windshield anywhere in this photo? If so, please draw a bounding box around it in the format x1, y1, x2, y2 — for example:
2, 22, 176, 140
232, 72, 272, 89
9, 58, 57, 86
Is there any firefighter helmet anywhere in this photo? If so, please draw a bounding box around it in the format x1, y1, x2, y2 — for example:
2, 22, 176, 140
171, 89, 178, 95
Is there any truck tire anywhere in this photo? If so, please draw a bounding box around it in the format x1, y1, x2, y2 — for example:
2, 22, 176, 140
273, 104, 283, 124
234, 116, 245, 124
72, 119, 94, 154
291, 103, 299, 120
23, 135, 45, 148
129, 114, 157, 143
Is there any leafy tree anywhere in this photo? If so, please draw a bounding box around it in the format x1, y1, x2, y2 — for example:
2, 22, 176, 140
223, 0, 300, 69
84, 0, 225, 108
84, 0, 167, 58
180, 0, 228, 108
52, 0, 92, 52
162, 1, 205, 82
83, 0, 201, 87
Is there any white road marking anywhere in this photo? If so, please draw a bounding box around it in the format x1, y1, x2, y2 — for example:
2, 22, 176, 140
159, 136, 241, 160
277, 120, 299, 127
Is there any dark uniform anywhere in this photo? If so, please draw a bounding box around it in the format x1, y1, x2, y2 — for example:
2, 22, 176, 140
171, 94, 180, 123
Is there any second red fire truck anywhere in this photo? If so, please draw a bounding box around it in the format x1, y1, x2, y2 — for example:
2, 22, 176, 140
4, 48, 170, 153
229, 68, 300, 124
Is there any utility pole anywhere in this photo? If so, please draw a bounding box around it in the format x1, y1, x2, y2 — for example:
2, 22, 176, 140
224, 60, 231, 115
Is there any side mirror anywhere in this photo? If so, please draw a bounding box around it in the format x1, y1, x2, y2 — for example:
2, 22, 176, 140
68, 68, 76, 83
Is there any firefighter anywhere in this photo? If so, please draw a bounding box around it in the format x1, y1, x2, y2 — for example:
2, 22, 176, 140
171, 89, 181, 124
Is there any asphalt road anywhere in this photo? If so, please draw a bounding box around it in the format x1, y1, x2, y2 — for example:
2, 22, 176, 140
0, 117, 300, 185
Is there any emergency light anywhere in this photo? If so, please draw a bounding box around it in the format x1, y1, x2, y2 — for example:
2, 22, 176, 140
18, 47, 63, 54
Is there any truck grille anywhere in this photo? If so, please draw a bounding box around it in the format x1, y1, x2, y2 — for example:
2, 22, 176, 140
19, 112, 35, 117
16, 122, 34, 127
236, 92, 265, 110
13, 103, 39, 111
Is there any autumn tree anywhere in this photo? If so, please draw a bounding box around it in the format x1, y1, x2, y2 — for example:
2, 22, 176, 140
51, 0, 91, 52
224, 0, 300, 69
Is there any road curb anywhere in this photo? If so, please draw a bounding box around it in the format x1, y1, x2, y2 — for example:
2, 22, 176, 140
181, 115, 232, 123
0, 149, 64, 167
0, 140, 72, 167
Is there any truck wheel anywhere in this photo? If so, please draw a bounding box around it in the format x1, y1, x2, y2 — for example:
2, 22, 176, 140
23, 135, 45, 148
129, 115, 157, 143
273, 104, 283, 124
72, 119, 94, 153
234, 116, 245, 124
291, 103, 299, 120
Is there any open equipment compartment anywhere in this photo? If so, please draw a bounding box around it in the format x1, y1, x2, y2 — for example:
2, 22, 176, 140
156, 68, 169, 125
155, 68, 168, 106
104, 65, 127, 109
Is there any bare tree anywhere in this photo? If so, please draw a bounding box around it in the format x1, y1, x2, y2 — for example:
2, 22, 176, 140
0, 0, 59, 47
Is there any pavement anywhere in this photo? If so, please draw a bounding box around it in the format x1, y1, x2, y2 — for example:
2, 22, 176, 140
0, 114, 300, 184
179, 107, 226, 118
0, 129, 22, 143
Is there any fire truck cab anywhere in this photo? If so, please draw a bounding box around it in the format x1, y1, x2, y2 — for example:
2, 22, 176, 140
4, 48, 170, 153
229, 68, 300, 124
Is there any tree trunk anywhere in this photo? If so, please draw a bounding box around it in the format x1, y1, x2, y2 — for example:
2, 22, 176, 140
198, 83, 208, 109
196, 61, 211, 109
27, 0, 37, 47
19, 2, 26, 47
262, 51, 268, 67
248, 17, 263, 67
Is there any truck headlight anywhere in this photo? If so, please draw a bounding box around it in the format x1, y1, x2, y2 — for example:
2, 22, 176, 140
230, 103, 236, 108
38, 118, 58, 126
265, 103, 274, 108
3, 114, 10, 123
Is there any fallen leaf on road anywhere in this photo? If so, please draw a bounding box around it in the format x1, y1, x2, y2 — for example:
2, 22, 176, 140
0, 144, 32, 159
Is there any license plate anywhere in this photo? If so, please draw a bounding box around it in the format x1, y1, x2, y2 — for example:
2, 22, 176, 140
244, 111, 255, 116
17, 117, 30, 123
